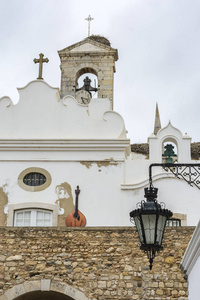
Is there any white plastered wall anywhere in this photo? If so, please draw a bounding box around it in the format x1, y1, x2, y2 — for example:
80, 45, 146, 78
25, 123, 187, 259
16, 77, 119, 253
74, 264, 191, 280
0, 80, 199, 227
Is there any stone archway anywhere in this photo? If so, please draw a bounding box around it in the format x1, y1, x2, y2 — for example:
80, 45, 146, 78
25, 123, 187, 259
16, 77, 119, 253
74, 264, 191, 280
0, 279, 89, 300
14, 291, 73, 300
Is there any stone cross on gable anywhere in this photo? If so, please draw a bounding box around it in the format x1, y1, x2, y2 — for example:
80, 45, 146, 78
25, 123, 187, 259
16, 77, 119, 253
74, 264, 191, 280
85, 15, 94, 36
33, 53, 49, 80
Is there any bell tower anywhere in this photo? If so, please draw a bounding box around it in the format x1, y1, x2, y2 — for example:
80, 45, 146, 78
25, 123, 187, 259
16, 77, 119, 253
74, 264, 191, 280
58, 35, 118, 108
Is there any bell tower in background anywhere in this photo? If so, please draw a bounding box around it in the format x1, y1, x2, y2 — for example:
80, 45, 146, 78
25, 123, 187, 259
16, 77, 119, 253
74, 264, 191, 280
58, 35, 118, 108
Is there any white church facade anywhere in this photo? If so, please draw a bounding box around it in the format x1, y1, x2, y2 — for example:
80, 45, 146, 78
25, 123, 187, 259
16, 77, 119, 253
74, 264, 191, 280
0, 35, 199, 228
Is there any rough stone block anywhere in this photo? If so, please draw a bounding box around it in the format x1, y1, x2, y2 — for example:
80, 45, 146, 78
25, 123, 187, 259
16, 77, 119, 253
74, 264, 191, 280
0, 256, 6, 262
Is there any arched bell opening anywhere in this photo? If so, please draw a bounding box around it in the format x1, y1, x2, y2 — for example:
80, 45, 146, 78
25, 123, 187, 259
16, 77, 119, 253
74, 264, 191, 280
75, 68, 98, 99
14, 291, 74, 300
162, 138, 178, 163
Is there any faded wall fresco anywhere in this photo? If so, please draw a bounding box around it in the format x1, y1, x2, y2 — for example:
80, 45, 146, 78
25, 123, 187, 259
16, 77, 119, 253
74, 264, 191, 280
55, 182, 74, 226
0, 186, 8, 226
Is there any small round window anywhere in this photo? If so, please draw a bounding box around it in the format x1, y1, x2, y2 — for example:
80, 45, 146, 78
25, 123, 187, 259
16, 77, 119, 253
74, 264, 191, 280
18, 168, 51, 192
23, 173, 46, 186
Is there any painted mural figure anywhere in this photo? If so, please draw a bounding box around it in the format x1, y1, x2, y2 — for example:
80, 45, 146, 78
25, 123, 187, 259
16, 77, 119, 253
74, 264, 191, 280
55, 182, 74, 226
0, 187, 8, 226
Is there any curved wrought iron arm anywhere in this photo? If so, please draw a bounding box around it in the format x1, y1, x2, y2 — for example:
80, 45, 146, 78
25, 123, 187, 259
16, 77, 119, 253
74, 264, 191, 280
149, 163, 200, 190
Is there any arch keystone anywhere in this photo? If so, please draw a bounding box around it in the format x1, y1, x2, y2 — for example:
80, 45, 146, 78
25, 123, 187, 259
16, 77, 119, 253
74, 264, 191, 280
41, 279, 51, 291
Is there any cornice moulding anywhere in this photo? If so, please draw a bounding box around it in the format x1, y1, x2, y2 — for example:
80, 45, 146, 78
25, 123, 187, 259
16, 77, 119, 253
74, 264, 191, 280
0, 139, 130, 151
121, 172, 177, 190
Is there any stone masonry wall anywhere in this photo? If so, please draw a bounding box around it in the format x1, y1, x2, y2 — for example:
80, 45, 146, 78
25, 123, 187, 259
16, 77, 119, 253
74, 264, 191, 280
0, 226, 194, 300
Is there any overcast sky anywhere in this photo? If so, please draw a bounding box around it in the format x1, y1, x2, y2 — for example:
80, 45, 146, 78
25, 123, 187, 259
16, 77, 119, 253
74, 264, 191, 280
0, 0, 200, 143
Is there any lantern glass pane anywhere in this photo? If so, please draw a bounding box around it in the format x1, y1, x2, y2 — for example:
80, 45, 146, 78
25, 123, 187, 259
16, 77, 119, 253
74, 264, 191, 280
134, 216, 144, 244
156, 215, 167, 245
141, 214, 156, 244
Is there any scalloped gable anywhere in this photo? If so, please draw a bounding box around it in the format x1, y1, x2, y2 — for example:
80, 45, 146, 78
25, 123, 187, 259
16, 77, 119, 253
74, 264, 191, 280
148, 121, 191, 162
0, 80, 126, 139
148, 121, 191, 141
58, 39, 118, 60
157, 121, 191, 140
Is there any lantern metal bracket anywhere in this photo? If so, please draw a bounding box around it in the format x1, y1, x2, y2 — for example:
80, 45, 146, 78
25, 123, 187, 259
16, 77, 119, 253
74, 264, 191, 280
149, 163, 200, 190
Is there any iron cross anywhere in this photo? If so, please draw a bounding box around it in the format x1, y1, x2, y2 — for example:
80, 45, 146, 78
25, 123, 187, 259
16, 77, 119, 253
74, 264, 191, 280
85, 15, 94, 36
33, 53, 49, 80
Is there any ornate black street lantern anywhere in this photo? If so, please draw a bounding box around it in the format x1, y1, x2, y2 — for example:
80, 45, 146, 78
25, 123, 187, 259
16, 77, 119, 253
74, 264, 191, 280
130, 186, 172, 270
130, 163, 200, 270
